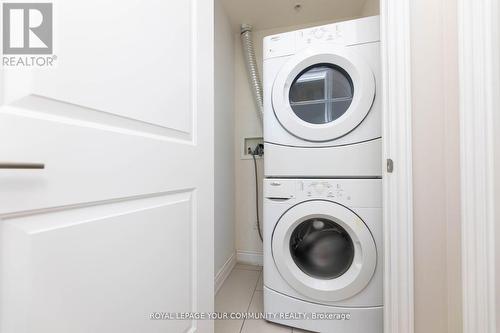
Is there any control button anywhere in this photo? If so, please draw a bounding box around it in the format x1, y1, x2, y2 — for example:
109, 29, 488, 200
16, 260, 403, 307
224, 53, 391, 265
314, 29, 325, 39
313, 183, 327, 195
270, 181, 281, 186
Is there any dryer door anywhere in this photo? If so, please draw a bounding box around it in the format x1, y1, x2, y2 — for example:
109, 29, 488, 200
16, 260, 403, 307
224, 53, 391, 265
272, 46, 375, 142
272, 200, 376, 302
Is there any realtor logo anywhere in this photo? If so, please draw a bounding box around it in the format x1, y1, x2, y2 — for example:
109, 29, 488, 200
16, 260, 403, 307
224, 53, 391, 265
3, 3, 53, 54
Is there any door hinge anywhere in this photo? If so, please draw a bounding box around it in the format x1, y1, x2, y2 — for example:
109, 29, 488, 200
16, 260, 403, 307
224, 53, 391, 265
387, 159, 394, 173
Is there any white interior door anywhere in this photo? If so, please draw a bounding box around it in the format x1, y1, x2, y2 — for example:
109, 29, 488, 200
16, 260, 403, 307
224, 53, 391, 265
0, 1, 214, 332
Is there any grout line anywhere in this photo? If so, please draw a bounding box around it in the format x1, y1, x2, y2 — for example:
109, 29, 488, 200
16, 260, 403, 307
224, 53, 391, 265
239, 271, 262, 333
253, 271, 262, 292
240, 287, 257, 333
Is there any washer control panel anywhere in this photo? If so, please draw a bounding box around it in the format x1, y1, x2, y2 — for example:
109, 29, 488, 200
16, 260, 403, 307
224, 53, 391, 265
264, 179, 382, 208
303, 180, 349, 200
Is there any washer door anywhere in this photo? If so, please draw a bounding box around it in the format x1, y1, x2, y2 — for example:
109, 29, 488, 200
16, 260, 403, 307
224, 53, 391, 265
272, 46, 375, 142
272, 200, 376, 302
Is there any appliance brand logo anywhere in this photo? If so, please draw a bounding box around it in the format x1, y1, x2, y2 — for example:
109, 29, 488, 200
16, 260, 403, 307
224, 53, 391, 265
2, 2, 56, 67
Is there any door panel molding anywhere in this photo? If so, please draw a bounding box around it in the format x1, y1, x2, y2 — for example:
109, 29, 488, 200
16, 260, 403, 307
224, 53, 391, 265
458, 0, 498, 332
32, 0, 197, 134
10, 95, 193, 143
3, 0, 199, 139
380, 1, 414, 332
0, 0, 214, 332
0, 107, 198, 214
1, 190, 197, 332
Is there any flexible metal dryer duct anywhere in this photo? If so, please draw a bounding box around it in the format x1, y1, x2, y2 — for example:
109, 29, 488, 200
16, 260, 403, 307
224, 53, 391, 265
240, 24, 264, 124
241, 24, 264, 242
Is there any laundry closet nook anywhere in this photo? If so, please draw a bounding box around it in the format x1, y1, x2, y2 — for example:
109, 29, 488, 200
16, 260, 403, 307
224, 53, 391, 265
214, 1, 380, 332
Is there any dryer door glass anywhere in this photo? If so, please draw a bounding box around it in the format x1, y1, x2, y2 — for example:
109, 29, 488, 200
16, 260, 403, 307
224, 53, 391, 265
289, 64, 354, 125
289, 217, 355, 279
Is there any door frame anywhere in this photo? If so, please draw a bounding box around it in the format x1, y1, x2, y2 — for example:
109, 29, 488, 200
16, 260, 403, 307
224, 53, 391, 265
457, 0, 498, 332
383, 0, 500, 331
379, 1, 415, 332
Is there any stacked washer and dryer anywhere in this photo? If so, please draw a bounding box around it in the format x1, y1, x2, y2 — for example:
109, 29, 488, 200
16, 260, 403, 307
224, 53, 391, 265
262, 16, 383, 333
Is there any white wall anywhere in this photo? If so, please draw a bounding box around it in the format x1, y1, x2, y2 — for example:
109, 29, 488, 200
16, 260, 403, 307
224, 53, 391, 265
495, 4, 500, 329
226, 0, 373, 264
496, 84, 500, 333
233, 12, 384, 262
233, 20, 355, 260
233, 26, 266, 260
410, 0, 462, 332
496, 98, 500, 333
214, 0, 236, 275
496, 7, 500, 330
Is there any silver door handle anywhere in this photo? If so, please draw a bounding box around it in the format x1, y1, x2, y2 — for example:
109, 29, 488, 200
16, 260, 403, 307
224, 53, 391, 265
0, 162, 45, 169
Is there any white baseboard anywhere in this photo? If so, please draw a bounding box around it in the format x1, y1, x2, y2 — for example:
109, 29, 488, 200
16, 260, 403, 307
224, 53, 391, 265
214, 252, 236, 294
236, 250, 263, 266
214, 251, 263, 294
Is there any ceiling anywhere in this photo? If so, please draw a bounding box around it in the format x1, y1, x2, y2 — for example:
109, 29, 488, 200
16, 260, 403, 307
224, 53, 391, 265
220, 0, 370, 31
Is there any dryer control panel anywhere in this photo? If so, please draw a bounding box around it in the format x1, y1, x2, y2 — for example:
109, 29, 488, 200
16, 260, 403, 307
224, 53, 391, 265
263, 15, 380, 60
295, 25, 344, 50
264, 179, 382, 208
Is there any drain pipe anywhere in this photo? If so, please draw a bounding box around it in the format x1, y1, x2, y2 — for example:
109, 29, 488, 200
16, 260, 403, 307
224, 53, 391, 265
240, 24, 264, 125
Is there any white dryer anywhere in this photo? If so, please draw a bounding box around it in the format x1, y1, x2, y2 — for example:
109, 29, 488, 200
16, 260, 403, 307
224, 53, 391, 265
263, 16, 381, 178
263, 178, 382, 333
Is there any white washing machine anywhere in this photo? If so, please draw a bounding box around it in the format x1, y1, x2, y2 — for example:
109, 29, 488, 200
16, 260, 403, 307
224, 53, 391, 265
263, 16, 381, 178
263, 178, 383, 333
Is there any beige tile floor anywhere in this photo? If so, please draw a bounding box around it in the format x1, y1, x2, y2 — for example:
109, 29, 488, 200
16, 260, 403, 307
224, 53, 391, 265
215, 263, 312, 333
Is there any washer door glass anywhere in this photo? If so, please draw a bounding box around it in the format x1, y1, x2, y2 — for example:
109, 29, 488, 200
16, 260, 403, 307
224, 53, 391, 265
271, 200, 377, 302
289, 64, 354, 125
290, 218, 354, 279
